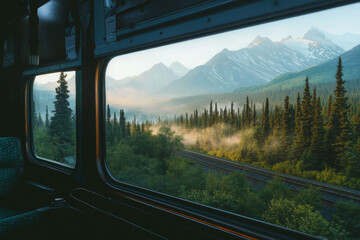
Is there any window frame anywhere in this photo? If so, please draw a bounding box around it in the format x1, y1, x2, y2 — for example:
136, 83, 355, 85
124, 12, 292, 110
26, 68, 82, 173
95, 1, 360, 238
97, 54, 319, 240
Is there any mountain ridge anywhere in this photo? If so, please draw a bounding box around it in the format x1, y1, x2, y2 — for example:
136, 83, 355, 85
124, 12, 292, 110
159, 29, 345, 97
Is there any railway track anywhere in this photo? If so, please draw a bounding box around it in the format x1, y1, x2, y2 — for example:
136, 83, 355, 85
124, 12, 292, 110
176, 148, 360, 204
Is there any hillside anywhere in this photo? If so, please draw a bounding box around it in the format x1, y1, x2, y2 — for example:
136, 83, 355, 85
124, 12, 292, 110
235, 44, 360, 93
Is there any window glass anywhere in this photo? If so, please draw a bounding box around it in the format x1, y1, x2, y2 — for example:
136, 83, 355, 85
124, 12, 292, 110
32, 71, 76, 168
105, 4, 360, 239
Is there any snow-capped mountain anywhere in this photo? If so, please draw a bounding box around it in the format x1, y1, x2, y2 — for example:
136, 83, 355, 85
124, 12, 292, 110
115, 62, 180, 93
282, 28, 345, 62
159, 36, 321, 97
169, 61, 189, 77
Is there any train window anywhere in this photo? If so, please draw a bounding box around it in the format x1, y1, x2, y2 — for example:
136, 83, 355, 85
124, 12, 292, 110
104, 3, 360, 239
32, 71, 77, 168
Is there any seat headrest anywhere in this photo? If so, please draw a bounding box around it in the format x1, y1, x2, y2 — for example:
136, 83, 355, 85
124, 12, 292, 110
0, 138, 23, 168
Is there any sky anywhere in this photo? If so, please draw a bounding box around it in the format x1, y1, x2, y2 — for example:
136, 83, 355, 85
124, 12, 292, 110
107, 2, 360, 80
35, 71, 75, 85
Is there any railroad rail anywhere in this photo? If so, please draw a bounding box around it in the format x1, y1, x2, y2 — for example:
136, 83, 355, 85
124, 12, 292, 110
176, 148, 360, 204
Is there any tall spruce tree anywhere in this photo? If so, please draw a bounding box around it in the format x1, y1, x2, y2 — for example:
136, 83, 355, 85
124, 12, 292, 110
119, 110, 126, 138
252, 103, 257, 126
195, 109, 199, 127
214, 103, 218, 125
293, 92, 303, 159
203, 109, 208, 128
106, 104, 113, 143
45, 105, 49, 127
273, 105, 281, 137
278, 96, 292, 161
326, 94, 333, 120
281, 96, 292, 143
224, 107, 228, 123
309, 97, 326, 170
327, 57, 351, 169
209, 101, 213, 127
300, 76, 313, 149
311, 88, 317, 124
262, 98, 270, 138
231, 102, 235, 127
38, 113, 44, 127
48, 72, 73, 161
113, 112, 118, 141
245, 97, 251, 127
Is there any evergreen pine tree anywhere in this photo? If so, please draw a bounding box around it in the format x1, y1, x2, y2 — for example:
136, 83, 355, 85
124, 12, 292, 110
180, 115, 184, 128
223, 107, 228, 124
48, 72, 74, 161
45, 105, 49, 127
209, 101, 213, 127
273, 105, 281, 137
311, 88, 317, 121
141, 122, 145, 133
262, 98, 270, 138
126, 122, 131, 136
113, 112, 118, 141
131, 115, 137, 135
189, 114, 194, 129
326, 94, 333, 120
214, 103, 218, 125
106, 104, 113, 143
38, 113, 44, 127
241, 106, 246, 130
281, 96, 292, 144
203, 109, 208, 128
327, 57, 351, 169
245, 96, 251, 127
252, 103, 256, 126
309, 97, 326, 170
119, 110, 126, 138
196, 109, 199, 127
293, 92, 303, 159
300, 76, 313, 149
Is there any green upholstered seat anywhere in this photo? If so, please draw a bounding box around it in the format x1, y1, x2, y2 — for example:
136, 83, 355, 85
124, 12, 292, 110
0, 137, 23, 198
0, 137, 23, 221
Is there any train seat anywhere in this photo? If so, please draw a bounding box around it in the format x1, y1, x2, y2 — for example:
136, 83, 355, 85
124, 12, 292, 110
0, 137, 24, 219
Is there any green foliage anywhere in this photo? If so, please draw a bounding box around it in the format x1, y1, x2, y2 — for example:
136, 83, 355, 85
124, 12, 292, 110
263, 198, 347, 239
333, 201, 360, 239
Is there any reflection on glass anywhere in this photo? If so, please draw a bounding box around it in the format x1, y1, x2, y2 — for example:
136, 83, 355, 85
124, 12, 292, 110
32, 71, 76, 167
105, 3, 360, 239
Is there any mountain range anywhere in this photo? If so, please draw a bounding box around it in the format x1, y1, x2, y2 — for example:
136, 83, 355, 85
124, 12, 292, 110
159, 28, 347, 97
236, 43, 360, 93
164, 44, 360, 114
108, 62, 188, 94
